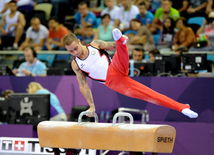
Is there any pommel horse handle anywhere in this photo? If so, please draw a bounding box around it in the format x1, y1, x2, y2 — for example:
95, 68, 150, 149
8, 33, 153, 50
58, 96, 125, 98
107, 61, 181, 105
112, 112, 134, 126
78, 111, 99, 125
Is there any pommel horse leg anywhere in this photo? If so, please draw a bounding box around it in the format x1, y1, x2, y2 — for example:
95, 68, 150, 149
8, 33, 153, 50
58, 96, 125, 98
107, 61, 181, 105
38, 112, 176, 155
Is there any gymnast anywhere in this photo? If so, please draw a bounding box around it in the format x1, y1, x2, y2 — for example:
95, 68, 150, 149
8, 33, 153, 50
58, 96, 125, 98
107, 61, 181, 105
63, 28, 198, 118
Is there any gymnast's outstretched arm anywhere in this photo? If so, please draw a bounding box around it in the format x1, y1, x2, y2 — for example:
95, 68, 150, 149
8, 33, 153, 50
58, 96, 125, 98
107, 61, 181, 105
71, 60, 95, 117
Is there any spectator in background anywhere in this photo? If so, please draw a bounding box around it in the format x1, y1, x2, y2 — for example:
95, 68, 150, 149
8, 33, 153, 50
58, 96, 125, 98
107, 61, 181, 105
36, 0, 69, 18
101, 0, 120, 26
91, 0, 106, 15
1, 89, 14, 98
169, 0, 189, 16
114, 0, 139, 32
172, 17, 195, 50
186, 0, 208, 19
158, 17, 176, 50
151, 0, 180, 34
169, 0, 189, 17
81, 25, 95, 45
150, 0, 162, 13
19, 17, 49, 51
0, 0, 25, 50
149, 48, 160, 62
12, 47, 47, 76
134, 0, 161, 13
0, 0, 10, 19
136, 2, 154, 31
126, 19, 155, 51
133, 0, 151, 9
45, 17, 69, 50
132, 48, 146, 62
27, 82, 67, 121
197, 14, 214, 40
188, 13, 214, 51
74, 1, 98, 36
93, 14, 114, 42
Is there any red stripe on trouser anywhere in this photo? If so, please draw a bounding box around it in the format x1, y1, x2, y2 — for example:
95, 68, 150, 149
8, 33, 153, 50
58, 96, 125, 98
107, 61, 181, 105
105, 37, 189, 112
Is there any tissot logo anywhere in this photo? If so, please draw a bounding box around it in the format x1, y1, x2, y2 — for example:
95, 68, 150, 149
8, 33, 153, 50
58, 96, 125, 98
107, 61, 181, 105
2, 140, 12, 150
14, 141, 25, 151
0, 137, 96, 154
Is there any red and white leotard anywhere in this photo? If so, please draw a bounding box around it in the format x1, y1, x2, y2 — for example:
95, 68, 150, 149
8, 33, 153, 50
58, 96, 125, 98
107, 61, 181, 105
74, 44, 111, 84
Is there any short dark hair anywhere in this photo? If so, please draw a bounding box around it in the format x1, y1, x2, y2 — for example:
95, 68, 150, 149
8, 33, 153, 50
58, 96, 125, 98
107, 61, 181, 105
101, 14, 111, 20
25, 47, 37, 58
30, 17, 40, 24
133, 48, 145, 59
149, 49, 160, 56
78, 1, 89, 7
134, 48, 144, 52
9, 0, 17, 4
138, 2, 146, 6
48, 16, 59, 23
130, 18, 142, 25
176, 17, 187, 26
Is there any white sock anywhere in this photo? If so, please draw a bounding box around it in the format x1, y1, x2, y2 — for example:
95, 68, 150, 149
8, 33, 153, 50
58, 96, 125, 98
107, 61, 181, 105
112, 28, 122, 41
112, 28, 128, 44
181, 108, 198, 118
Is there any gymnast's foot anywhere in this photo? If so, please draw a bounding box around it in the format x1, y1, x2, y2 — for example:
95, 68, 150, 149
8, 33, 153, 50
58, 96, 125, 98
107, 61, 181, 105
112, 28, 128, 44
182, 108, 198, 118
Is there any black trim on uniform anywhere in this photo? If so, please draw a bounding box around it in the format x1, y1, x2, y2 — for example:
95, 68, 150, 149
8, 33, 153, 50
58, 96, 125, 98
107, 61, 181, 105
88, 44, 111, 65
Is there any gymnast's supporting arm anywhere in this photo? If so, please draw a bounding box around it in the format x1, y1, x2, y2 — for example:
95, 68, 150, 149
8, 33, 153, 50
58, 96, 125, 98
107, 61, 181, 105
72, 60, 95, 117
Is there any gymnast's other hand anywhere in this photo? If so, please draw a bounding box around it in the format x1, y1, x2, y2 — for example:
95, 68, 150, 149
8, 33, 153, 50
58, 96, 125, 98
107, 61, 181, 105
86, 106, 95, 117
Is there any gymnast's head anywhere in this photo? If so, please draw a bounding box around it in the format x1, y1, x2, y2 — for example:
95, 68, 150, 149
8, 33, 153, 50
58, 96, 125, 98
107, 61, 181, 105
63, 33, 84, 56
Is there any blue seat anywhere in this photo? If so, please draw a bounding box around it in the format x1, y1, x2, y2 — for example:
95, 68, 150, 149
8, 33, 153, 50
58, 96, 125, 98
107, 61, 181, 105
55, 54, 70, 61
187, 17, 205, 26
37, 54, 56, 66
153, 34, 160, 46
207, 55, 214, 61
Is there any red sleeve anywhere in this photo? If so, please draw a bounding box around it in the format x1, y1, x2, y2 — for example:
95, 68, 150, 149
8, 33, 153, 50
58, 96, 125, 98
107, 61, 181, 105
48, 29, 54, 39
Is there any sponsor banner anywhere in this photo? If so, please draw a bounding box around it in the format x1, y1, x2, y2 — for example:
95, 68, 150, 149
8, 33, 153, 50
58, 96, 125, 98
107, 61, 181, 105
0, 137, 96, 155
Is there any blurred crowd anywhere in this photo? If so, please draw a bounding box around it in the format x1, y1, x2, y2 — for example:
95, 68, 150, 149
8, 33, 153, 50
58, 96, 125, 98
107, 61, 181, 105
0, 0, 214, 53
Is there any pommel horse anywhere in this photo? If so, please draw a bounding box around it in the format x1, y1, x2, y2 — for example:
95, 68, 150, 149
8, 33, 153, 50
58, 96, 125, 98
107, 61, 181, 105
37, 112, 176, 155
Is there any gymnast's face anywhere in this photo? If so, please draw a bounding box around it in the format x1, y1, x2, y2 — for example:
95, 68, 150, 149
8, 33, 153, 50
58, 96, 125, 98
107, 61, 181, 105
65, 40, 83, 57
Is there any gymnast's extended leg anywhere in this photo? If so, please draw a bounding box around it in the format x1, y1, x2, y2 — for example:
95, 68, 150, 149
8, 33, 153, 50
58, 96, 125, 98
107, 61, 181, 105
105, 28, 198, 118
